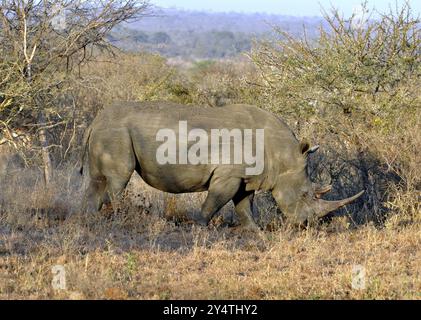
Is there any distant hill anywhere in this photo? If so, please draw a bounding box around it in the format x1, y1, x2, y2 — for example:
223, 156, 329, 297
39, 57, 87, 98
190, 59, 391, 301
109, 8, 327, 59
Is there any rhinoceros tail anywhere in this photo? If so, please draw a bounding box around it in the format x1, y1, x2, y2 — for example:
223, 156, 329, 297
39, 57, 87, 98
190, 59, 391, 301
79, 125, 92, 175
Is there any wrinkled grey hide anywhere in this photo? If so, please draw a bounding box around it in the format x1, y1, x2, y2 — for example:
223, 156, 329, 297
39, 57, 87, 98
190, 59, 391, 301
80, 101, 363, 229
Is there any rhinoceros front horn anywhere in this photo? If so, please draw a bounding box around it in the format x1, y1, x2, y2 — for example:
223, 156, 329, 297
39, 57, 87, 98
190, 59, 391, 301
315, 190, 365, 218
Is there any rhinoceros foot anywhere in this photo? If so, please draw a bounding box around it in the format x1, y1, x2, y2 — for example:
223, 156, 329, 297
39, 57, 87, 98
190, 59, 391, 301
185, 212, 209, 227
236, 223, 261, 233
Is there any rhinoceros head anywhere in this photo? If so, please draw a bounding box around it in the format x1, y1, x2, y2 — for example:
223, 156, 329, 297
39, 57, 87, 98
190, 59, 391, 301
271, 143, 364, 225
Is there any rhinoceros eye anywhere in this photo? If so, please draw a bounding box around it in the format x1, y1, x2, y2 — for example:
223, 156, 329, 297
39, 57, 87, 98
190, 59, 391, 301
302, 189, 316, 201
302, 190, 311, 199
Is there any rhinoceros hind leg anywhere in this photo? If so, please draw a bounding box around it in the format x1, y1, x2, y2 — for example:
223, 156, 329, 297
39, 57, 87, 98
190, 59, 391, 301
196, 176, 242, 226
233, 189, 260, 231
83, 177, 107, 213
105, 174, 133, 213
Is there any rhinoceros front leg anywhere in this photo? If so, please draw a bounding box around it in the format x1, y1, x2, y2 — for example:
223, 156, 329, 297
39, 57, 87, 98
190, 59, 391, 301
233, 188, 260, 231
195, 175, 242, 226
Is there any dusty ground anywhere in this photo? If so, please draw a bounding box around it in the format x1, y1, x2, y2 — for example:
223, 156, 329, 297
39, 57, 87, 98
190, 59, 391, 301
0, 174, 419, 300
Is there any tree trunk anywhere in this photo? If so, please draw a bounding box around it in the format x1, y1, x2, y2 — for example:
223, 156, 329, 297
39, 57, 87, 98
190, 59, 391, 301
37, 111, 53, 185
26, 64, 53, 185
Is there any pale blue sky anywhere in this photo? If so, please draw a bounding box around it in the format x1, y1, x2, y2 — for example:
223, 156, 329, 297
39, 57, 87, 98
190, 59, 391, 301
151, 0, 421, 16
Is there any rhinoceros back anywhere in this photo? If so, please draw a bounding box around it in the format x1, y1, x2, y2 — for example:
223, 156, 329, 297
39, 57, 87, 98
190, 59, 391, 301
85, 101, 298, 193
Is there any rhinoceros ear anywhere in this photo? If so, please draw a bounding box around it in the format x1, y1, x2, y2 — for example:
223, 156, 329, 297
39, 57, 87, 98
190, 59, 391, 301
300, 140, 319, 155
299, 140, 310, 154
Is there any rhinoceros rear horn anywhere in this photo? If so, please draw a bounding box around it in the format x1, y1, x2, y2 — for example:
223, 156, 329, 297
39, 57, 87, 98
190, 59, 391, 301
313, 183, 332, 198
315, 190, 364, 218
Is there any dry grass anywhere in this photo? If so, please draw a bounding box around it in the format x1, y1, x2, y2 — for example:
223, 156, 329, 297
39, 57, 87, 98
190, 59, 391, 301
0, 172, 419, 300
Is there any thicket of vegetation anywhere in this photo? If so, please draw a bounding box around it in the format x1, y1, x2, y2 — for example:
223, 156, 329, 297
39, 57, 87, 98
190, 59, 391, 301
0, 0, 149, 182
251, 3, 420, 225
